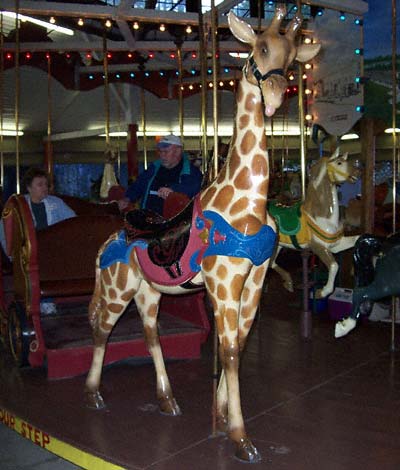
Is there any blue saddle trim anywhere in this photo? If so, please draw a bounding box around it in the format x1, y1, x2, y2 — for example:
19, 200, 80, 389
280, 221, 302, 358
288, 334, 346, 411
100, 231, 148, 269
203, 210, 276, 266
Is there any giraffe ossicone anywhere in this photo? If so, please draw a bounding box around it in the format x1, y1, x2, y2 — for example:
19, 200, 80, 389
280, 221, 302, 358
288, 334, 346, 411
85, 6, 320, 463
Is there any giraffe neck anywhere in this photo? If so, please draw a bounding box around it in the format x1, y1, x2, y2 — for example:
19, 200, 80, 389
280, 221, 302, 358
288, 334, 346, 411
204, 75, 269, 235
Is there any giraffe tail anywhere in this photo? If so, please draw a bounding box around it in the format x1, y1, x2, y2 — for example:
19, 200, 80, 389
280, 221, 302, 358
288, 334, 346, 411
88, 249, 104, 329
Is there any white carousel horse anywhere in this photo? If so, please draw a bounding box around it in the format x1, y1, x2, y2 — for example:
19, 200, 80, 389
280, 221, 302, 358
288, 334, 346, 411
270, 149, 360, 299
84, 7, 320, 463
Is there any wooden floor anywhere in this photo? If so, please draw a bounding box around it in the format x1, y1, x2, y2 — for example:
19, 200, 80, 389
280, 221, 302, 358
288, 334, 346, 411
0, 257, 399, 469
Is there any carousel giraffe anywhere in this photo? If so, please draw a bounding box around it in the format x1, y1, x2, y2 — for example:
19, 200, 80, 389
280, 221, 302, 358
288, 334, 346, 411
85, 7, 320, 462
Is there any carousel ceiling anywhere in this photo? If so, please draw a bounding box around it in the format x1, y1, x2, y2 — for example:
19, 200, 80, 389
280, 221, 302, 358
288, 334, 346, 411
0, 0, 368, 139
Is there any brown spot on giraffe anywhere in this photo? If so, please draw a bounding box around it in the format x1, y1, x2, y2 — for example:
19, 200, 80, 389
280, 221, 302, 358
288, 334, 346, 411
229, 257, 245, 265
216, 265, 228, 280
136, 293, 145, 306
121, 289, 135, 302
202, 256, 217, 272
148, 303, 158, 317
231, 274, 245, 301
212, 185, 235, 212
253, 266, 265, 285
217, 283, 228, 300
244, 93, 256, 112
216, 166, 228, 185
259, 135, 267, 151
226, 308, 238, 331
108, 303, 124, 314
239, 114, 250, 130
233, 167, 252, 190
241, 305, 253, 319
215, 313, 224, 334
200, 186, 217, 208
254, 102, 265, 128
116, 264, 129, 291
230, 197, 249, 216
242, 319, 253, 331
102, 269, 112, 287
204, 275, 216, 294
240, 130, 256, 155
108, 288, 117, 300
231, 214, 262, 235
242, 287, 250, 302
251, 154, 268, 176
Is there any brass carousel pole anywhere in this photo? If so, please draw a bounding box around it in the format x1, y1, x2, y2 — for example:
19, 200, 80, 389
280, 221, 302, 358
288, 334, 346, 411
46, 53, 54, 190
211, 0, 219, 179
176, 39, 184, 144
0, 13, 4, 190
140, 73, 148, 170
198, 7, 208, 175
390, 0, 397, 352
14, 0, 20, 194
295, 0, 311, 340
103, 31, 110, 148
100, 29, 119, 200
210, 0, 220, 438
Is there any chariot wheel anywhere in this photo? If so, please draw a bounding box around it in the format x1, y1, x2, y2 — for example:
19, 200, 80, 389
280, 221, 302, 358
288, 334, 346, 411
7, 302, 31, 367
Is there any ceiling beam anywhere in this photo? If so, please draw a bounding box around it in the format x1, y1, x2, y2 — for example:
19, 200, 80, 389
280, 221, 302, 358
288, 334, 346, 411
2, 0, 368, 20
2, 40, 248, 53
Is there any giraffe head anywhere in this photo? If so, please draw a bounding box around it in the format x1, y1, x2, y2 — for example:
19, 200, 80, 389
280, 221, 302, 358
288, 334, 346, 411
228, 5, 321, 117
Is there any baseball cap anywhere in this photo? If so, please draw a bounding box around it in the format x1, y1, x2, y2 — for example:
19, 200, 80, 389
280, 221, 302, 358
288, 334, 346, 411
157, 134, 183, 149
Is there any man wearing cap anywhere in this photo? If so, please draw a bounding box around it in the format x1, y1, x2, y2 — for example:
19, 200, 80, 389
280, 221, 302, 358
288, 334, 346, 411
118, 135, 202, 216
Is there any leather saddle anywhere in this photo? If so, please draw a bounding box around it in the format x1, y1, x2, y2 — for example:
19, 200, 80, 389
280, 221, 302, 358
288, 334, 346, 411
124, 199, 195, 268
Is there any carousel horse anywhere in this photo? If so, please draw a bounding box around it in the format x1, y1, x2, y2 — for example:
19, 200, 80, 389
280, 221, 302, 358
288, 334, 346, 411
269, 149, 360, 299
84, 7, 320, 463
335, 232, 400, 338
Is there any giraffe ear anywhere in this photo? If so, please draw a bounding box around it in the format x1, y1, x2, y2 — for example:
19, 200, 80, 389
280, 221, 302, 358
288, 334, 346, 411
228, 11, 256, 47
295, 43, 321, 63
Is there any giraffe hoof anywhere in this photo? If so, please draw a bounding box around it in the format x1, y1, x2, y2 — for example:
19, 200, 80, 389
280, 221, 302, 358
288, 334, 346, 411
85, 390, 106, 410
159, 397, 181, 416
235, 437, 261, 463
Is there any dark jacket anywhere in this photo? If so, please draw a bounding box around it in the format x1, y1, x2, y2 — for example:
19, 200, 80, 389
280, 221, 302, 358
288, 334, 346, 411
125, 154, 202, 212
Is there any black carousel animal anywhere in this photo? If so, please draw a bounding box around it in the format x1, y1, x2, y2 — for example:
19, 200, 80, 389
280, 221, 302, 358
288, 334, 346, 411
335, 232, 400, 337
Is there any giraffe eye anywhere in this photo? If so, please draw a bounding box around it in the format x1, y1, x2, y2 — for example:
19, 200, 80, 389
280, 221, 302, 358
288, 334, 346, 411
262, 47, 268, 54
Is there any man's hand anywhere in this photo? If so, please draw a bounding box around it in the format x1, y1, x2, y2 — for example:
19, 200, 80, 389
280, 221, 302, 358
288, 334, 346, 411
157, 187, 173, 200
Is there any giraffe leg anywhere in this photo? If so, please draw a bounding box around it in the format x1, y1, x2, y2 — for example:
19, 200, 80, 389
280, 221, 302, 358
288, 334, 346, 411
204, 256, 262, 462
134, 284, 181, 416
85, 262, 138, 409
231, 262, 269, 462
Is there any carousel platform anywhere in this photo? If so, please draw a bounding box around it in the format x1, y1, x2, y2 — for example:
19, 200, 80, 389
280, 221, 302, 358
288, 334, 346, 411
0, 264, 399, 470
